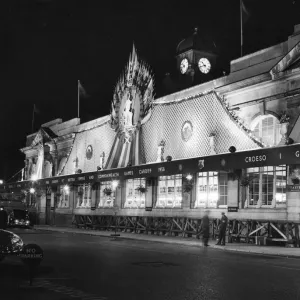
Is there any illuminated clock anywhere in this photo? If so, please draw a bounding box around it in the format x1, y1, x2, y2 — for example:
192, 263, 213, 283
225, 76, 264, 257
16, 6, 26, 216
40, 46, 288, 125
180, 58, 189, 74
198, 58, 211, 74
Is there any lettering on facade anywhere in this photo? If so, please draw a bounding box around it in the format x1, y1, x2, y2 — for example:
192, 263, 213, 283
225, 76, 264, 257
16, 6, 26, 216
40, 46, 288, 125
98, 173, 119, 179
78, 177, 85, 181
124, 171, 134, 176
51, 180, 58, 183
245, 155, 267, 163
45, 181, 50, 184
88, 175, 94, 180
17, 184, 21, 187
68, 178, 75, 182
288, 185, 300, 192
139, 168, 152, 174
158, 167, 165, 172
296, 151, 299, 158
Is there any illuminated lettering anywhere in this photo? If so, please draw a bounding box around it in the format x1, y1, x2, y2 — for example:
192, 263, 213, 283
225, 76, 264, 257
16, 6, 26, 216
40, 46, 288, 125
296, 150, 300, 158
124, 171, 134, 176
158, 167, 165, 172
139, 169, 152, 174
245, 155, 267, 163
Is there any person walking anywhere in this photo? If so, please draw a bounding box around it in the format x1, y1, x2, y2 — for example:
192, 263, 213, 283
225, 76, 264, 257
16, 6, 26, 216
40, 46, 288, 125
201, 214, 210, 247
216, 212, 228, 246
0, 206, 8, 230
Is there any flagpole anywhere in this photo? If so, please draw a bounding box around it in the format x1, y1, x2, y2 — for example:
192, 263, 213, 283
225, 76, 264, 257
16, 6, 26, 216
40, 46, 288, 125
32, 104, 35, 133
240, 0, 243, 57
78, 80, 80, 118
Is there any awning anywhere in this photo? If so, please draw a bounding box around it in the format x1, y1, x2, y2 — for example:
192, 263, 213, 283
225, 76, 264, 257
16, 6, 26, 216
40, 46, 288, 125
2, 143, 300, 191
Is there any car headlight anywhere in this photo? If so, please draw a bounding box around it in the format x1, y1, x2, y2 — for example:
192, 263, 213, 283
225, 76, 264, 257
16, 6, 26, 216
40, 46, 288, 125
11, 233, 23, 251
14, 219, 19, 224
25, 220, 30, 225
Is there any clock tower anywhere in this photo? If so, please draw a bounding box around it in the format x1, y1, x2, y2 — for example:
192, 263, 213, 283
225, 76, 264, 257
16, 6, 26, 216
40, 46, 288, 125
176, 27, 218, 87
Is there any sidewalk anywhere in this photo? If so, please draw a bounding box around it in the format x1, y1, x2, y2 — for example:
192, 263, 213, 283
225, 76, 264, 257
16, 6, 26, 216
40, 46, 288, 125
34, 225, 300, 259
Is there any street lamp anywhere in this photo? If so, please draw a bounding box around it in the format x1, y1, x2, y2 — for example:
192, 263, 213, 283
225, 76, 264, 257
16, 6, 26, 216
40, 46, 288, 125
186, 174, 193, 181
112, 180, 119, 190
29, 188, 35, 194
63, 185, 70, 195
0, 179, 3, 185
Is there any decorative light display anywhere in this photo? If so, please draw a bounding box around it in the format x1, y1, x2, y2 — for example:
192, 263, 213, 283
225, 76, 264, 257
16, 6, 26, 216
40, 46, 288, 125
31, 174, 38, 181
186, 174, 193, 181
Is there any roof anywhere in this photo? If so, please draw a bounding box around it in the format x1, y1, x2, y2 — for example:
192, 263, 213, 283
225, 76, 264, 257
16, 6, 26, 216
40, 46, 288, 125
140, 91, 262, 163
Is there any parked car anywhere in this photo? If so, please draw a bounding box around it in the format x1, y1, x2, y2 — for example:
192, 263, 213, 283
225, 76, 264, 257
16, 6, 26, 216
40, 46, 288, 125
0, 229, 24, 262
8, 209, 31, 228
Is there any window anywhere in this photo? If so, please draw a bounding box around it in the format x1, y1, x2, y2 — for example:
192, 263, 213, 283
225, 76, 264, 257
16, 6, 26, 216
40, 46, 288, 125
195, 172, 227, 208
252, 115, 281, 146
156, 175, 182, 208
124, 178, 146, 208
76, 184, 91, 208
246, 165, 286, 206
27, 194, 36, 207
57, 185, 70, 208
98, 181, 115, 208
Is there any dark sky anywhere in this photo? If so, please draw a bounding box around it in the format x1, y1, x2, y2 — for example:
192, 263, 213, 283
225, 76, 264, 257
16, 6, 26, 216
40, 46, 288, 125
1, 0, 299, 181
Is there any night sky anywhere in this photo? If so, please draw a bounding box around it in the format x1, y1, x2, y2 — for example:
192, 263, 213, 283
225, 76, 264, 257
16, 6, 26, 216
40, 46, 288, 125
1, 0, 299, 181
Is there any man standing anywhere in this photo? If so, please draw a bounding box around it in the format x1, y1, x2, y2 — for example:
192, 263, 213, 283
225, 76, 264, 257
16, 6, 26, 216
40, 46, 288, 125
0, 206, 8, 230
216, 212, 228, 246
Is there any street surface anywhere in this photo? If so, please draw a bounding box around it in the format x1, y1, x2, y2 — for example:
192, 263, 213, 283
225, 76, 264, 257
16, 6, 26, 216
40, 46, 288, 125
1, 228, 300, 300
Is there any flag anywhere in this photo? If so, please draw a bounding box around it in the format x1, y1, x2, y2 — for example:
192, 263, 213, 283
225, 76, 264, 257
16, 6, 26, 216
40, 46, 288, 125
241, 0, 250, 24
78, 80, 88, 98
33, 104, 41, 114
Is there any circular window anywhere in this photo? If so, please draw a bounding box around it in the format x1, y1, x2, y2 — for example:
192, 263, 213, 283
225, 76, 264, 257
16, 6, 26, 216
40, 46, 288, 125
181, 121, 193, 142
86, 145, 93, 160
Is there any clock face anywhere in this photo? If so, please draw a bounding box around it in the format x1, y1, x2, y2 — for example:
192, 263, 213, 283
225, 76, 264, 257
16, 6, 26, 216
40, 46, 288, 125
198, 58, 211, 74
180, 58, 189, 74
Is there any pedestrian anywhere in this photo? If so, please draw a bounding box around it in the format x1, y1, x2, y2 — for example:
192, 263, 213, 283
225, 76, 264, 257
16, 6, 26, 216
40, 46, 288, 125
201, 214, 210, 247
0, 206, 8, 230
216, 212, 228, 246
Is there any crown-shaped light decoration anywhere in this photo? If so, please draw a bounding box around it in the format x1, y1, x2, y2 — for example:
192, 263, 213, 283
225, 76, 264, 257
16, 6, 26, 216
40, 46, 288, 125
110, 44, 155, 130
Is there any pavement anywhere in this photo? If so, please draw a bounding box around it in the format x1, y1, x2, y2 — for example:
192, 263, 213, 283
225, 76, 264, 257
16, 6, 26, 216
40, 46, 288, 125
34, 225, 300, 258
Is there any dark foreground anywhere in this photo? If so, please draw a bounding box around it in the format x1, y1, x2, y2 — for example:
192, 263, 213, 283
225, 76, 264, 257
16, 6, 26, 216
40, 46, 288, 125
1, 228, 300, 300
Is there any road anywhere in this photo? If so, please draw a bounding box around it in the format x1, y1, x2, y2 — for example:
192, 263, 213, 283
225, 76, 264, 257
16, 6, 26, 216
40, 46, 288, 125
1, 228, 300, 300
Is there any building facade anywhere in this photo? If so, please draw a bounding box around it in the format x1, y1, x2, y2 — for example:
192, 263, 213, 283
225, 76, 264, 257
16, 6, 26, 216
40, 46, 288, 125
2, 25, 300, 244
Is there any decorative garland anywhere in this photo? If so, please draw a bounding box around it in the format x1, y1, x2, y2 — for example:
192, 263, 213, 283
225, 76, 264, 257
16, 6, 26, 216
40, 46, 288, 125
135, 185, 147, 194
103, 187, 112, 196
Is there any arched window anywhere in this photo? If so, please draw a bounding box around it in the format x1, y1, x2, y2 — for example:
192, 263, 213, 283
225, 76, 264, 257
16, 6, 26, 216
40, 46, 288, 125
251, 115, 281, 146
